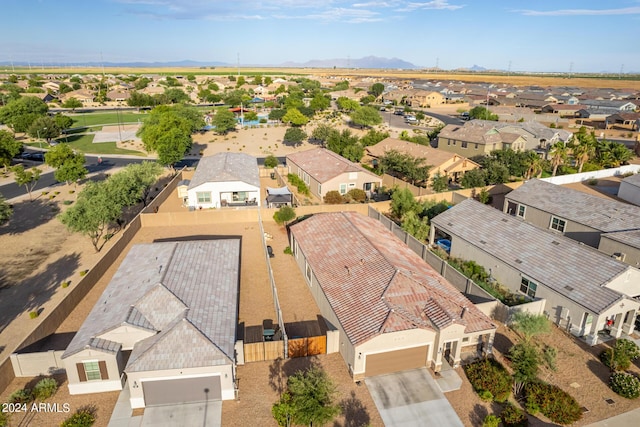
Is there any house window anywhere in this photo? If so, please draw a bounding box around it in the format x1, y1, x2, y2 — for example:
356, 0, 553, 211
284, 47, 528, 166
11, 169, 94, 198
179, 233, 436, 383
461, 142, 468, 149
517, 205, 526, 218
196, 192, 211, 203
550, 216, 566, 233
305, 262, 312, 285
84, 361, 102, 381
475, 143, 479, 149
447, 140, 451, 146
520, 277, 537, 298
453, 141, 456, 145
339, 184, 347, 194
318, 184, 322, 196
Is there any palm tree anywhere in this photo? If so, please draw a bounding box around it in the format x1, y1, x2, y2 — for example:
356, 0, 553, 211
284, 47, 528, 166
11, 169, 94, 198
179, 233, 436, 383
610, 142, 633, 167
523, 151, 544, 179
571, 140, 595, 173
549, 141, 568, 176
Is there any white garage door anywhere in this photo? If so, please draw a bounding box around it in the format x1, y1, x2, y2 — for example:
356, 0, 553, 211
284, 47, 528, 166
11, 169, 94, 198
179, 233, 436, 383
143, 376, 222, 406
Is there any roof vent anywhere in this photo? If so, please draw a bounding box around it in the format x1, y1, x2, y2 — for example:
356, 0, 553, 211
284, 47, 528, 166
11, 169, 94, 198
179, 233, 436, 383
448, 222, 453, 226
480, 240, 487, 244
552, 240, 560, 245
565, 285, 574, 291
502, 218, 508, 222
515, 259, 523, 264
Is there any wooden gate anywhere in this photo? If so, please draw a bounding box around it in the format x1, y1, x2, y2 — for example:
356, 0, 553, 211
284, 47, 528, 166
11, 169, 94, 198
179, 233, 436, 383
288, 336, 327, 358
244, 341, 284, 362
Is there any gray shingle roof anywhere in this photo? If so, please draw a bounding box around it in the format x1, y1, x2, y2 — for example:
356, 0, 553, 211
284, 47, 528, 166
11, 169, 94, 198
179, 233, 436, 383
188, 153, 260, 189
505, 179, 640, 248
63, 240, 240, 369
431, 199, 631, 314
290, 212, 495, 346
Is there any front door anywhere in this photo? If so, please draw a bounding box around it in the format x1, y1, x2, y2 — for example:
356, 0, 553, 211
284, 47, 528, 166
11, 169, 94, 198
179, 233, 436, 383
443, 341, 453, 364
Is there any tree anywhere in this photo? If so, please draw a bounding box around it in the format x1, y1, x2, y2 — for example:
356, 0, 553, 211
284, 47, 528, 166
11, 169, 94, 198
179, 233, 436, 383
163, 88, 189, 104
269, 108, 287, 122
0, 96, 48, 132
349, 106, 382, 128
523, 151, 544, 179
310, 124, 334, 145
155, 127, 192, 169
283, 128, 307, 146
390, 188, 422, 221
273, 206, 296, 226
127, 92, 155, 108
509, 342, 540, 385
461, 169, 487, 188
53, 113, 74, 131
62, 97, 83, 110
360, 129, 389, 147
0, 129, 22, 169
27, 116, 60, 143
12, 165, 41, 201
123, 161, 164, 206
324, 191, 344, 204
264, 155, 278, 169
272, 392, 295, 427
0, 193, 12, 226
284, 366, 341, 427
282, 108, 309, 126
370, 83, 385, 98
510, 312, 550, 343
430, 173, 449, 193
309, 93, 330, 112
59, 181, 121, 252
401, 210, 430, 241
469, 106, 498, 121
548, 141, 568, 176
571, 135, 596, 174
336, 97, 359, 112
379, 150, 431, 185
45, 144, 87, 185
213, 109, 237, 134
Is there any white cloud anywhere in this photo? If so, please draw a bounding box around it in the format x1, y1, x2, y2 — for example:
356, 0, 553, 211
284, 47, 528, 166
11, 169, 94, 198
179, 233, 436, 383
276, 7, 383, 23
517, 6, 640, 16
396, 1, 464, 12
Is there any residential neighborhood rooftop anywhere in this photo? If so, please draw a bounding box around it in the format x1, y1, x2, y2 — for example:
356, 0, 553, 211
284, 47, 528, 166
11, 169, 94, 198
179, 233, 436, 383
290, 212, 495, 346
286, 148, 379, 183
63, 240, 240, 368
188, 152, 260, 189
431, 199, 633, 313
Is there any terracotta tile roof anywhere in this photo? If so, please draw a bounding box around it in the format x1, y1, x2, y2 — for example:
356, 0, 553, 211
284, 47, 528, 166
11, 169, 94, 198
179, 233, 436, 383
290, 212, 495, 346
286, 148, 380, 183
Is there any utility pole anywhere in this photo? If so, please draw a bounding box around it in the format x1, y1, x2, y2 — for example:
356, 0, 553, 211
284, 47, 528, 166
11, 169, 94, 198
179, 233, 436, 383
237, 52, 240, 77
619, 64, 624, 79
568, 62, 573, 79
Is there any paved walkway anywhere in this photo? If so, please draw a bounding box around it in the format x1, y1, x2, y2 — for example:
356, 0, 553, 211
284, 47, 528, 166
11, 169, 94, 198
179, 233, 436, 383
585, 407, 640, 427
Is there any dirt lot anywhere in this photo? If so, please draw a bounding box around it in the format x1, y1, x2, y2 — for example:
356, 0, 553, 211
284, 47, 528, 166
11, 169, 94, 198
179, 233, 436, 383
447, 323, 640, 426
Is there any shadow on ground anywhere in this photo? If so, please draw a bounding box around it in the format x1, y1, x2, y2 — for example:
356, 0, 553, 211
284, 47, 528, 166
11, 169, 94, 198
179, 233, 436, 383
0, 198, 60, 236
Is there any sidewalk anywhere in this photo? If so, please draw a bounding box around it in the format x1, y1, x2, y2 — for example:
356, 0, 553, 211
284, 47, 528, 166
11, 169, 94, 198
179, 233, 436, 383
585, 408, 640, 427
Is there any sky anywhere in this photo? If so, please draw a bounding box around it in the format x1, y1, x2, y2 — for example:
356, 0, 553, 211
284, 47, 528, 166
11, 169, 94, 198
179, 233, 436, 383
2, 0, 640, 73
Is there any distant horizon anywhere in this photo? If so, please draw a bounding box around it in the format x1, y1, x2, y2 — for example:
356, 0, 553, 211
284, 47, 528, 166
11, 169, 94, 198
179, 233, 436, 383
2, 0, 640, 73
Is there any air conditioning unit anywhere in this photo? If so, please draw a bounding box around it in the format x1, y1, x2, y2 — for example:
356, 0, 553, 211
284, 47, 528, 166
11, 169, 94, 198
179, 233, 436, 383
612, 252, 626, 262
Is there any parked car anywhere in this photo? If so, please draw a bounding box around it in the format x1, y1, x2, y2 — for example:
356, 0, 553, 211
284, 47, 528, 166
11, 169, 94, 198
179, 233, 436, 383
460, 112, 470, 121
435, 238, 451, 253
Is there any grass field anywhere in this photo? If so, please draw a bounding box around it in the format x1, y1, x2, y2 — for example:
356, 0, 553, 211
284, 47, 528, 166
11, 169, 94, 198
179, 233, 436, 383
69, 111, 147, 128
59, 134, 144, 156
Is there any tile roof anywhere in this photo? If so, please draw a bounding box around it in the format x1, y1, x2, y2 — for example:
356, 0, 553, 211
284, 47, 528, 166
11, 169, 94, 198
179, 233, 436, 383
188, 152, 260, 189
505, 179, 640, 237
289, 212, 495, 346
431, 199, 632, 314
63, 240, 240, 370
286, 148, 380, 183
365, 137, 479, 169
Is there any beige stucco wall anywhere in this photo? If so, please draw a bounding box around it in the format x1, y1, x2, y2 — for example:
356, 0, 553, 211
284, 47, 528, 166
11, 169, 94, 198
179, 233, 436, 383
127, 364, 235, 408
598, 236, 640, 268
323, 172, 382, 198
64, 349, 124, 395
604, 268, 640, 297
618, 181, 640, 207
438, 137, 492, 156
187, 181, 260, 209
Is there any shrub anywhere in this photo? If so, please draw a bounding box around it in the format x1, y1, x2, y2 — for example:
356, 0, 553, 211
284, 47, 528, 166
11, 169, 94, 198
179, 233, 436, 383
524, 381, 582, 425
478, 390, 493, 401
463, 358, 511, 402
0, 410, 8, 427
33, 377, 58, 400
283, 246, 292, 255
601, 339, 640, 371
323, 191, 344, 204
346, 188, 367, 203
61, 281, 70, 288
542, 346, 557, 371
500, 402, 527, 426
587, 178, 598, 186
610, 372, 640, 399
61, 407, 97, 427
264, 155, 278, 169
287, 174, 310, 196
79, 270, 88, 277
29, 311, 39, 319
483, 414, 500, 427
63, 200, 73, 205
9, 388, 33, 404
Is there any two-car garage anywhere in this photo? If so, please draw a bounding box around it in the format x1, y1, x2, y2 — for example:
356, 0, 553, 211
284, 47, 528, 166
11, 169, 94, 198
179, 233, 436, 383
364, 345, 430, 378
142, 375, 222, 406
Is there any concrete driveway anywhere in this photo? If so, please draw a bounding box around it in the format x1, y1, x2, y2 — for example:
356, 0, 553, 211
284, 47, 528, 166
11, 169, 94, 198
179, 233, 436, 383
140, 401, 222, 427
365, 368, 463, 427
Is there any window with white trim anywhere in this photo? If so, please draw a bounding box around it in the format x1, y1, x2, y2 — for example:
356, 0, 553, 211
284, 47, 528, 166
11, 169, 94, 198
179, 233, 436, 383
550, 216, 566, 233
84, 361, 102, 381
339, 183, 347, 194
517, 205, 526, 218
461, 142, 468, 149
520, 277, 537, 298
196, 192, 211, 203
318, 184, 322, 196
305, 262, 312, 285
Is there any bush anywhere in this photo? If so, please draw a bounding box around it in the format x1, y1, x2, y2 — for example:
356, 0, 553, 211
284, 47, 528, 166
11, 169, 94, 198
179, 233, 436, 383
287, 174, 310, 196
61, 407, 97, 427
500, 402, 528, 426
478, 390, 493, 401
610, 372, 640, 399
463, 358, 511, 402
601, 339, 640, 371
33, 377, 58, 400
79, 270, 88, 277
264, 155, 278, 169
0, 410, 8, 427
483, 414, 501, 427
346, 188, 367, 203
283, 246, 292, 255
542, 346, 557, 371
61, 281, 70, 288
324, 191, 344, 204
29, 311, 39, 319
9, 388, 33, 404
524, 381, 582, 425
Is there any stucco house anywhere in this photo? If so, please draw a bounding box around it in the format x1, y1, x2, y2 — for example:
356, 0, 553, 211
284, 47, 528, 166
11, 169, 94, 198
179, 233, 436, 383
504, 179, 640, 267
286, 148, 382, 201
437, 120, 527, 156
365, 137, 480, 183
430, 199, 640, 345
618, 173, 640, 206
62, 240, 240, 408
289, 212, 496, 379
187, 153, 260, 209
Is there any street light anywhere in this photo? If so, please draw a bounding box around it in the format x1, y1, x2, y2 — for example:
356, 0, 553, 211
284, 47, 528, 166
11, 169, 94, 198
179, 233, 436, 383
36, 127, 47, 150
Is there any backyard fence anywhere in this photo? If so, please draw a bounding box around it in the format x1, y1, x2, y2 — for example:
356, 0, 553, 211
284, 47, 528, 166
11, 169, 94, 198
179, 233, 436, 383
287, 336, 327, 358
10, 351, 65, 377
243, 341, 284, 363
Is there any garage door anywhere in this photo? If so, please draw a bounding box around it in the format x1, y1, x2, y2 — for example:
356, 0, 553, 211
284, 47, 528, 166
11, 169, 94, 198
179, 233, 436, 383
143, 376, 222, 406
365, 346, 429, 377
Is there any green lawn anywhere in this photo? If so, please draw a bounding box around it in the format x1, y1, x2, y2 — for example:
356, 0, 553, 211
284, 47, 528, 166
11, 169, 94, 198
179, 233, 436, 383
69, 112, 147, 128
58, 134, 145, 156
